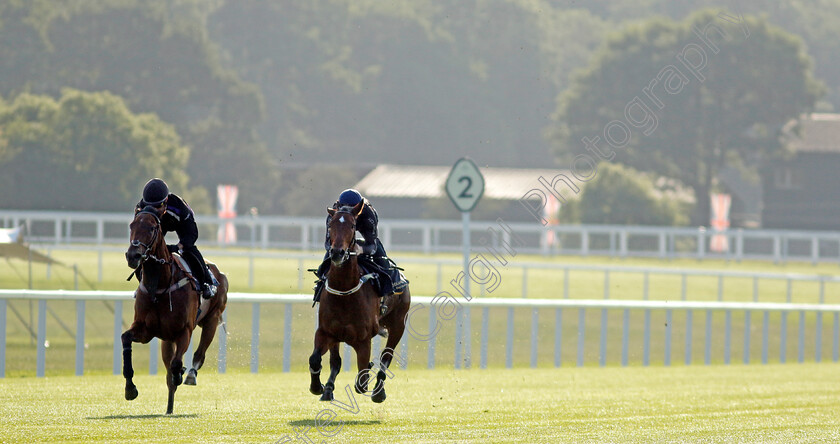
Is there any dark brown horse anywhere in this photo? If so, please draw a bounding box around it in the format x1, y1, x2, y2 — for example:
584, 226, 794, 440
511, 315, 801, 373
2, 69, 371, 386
309, 201, 411, 403
123, 207, 228, 414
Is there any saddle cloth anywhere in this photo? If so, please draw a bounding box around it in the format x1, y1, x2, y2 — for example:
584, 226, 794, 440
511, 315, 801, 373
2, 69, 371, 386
172, 253, 218, 324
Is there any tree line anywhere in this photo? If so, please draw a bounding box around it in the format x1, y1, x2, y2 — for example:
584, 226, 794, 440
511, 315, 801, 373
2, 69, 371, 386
0, 1, 831, 224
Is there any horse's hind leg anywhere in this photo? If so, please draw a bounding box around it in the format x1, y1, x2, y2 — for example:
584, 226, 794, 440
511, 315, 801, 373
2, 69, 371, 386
372, 292, 410, 403
320, 343, 342, 402
185, 314, 221, 386
165, 330, 191, 415
121, 323, 151, 401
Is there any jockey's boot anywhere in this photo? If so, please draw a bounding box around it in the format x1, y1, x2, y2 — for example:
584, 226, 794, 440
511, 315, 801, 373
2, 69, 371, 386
201, 282, 216, 299
312, 279, 325, 304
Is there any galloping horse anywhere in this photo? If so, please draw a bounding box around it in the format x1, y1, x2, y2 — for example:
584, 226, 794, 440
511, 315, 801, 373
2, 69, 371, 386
309, 201, 411, 403
123, 206, 228, 414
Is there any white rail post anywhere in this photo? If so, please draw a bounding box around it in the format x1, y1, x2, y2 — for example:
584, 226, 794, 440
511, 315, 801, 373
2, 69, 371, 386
37, 300, 47, 377
428, 308, 436, 370
664, 310, 672, 366
454, 307, 463, 370
0, 299, 6, 378
577, 308, 585, 367
743, 309, 751, 364
685, 309, 692, 365
218, 310, 228, 374
505, 307, 514, 369
400, 338, 408, 370
531, 308, 539, 368
343, 343, 352, 372
705, 310, 713, 365
555, 308, 562, 367
724, 310, 732, 365
112, 300, 122, 375
780, 309, 788, 364
251, 303, 260, 373
480, 307, 489, 369
464, 306, 472, 369
75, 300, 85, 376
761, 311, 769, 364
798, 311, 806, 363
621, 309, 629, 366
599, 308, 607, 367
833, 312, 839, 363
643, 309, 651, 366
150, 337, 158, 375
283, 304, 292, 373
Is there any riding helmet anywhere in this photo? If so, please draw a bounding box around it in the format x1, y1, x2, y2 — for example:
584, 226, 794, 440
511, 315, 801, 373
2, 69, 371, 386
142, 178, 169, 206
338, 189, 363, 206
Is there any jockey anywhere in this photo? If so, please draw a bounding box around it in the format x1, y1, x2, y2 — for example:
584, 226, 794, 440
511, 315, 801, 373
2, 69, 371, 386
312, 189, 402, 303
135, 178, 215, 299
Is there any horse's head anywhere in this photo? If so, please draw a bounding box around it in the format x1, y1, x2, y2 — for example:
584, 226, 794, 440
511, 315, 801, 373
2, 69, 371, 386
327, 201, 363, 266
126, 206, 163, 269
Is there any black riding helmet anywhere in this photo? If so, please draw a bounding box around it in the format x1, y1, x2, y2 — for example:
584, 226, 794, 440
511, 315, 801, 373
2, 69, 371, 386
338, 189, 363, 206
142, 178, 169, 206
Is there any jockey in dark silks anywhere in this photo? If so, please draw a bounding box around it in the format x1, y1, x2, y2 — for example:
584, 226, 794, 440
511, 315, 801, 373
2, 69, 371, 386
135, 178, 216, 299
312, 189, 404, 304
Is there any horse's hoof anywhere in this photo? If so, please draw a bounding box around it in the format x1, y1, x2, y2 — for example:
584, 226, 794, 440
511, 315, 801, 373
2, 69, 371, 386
125, 385, 138, 401
320, 390, 334, 402
371, 389, 386, 404
184, 370, 197, 386
310, 384, 324, 396
354, 384, 366, 395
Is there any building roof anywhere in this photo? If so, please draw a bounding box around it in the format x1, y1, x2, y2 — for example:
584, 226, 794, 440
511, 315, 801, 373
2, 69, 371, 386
354, 164, 577, 200
788, 113, 840, 153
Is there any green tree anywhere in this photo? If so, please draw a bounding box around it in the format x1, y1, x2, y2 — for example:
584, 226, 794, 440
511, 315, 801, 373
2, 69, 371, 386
552, 11, 823, 225
0, 0, 277, 212
0, 89, 202, 211
558, 163, 688, 226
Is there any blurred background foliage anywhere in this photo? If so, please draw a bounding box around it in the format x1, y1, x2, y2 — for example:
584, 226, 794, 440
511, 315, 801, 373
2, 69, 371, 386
0, 0, 834, 221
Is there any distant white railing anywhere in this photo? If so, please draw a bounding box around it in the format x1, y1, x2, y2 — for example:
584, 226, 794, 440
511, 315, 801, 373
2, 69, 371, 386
24, 245, 840, 302
1, 290, 839, 378
2, 210, 840, 263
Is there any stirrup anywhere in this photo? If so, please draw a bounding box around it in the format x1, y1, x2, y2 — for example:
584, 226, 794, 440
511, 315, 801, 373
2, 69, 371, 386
201, 283, 216, 299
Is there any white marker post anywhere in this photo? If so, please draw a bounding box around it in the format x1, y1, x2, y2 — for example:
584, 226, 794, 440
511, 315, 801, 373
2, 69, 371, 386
445, 158, 484, 370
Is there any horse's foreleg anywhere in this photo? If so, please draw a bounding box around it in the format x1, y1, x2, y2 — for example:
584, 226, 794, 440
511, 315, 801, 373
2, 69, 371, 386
165, 330, 191, 415
185, 314, 220, 386
309, 329, 330, 396
320, 343, 342, 402
121, 324, 151, 401
353, 340, 373, 395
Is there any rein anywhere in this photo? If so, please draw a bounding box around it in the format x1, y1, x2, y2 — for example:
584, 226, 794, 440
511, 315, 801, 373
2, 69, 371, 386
325, 208, 368, 295
126, 209, 169, 282
324, 273, 376, 296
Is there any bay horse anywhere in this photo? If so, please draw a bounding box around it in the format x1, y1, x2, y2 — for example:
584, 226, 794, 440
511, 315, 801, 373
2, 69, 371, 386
309, 201, 411, 403
123, 206, 228, 414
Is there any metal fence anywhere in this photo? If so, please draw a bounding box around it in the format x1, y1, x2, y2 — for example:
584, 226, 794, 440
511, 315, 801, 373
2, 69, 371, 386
3, 210, 840, 263
1, 290, 839, 378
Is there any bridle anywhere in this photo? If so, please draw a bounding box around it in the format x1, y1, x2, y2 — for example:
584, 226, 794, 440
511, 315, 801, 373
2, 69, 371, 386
329, 208, 359, 265
130, 209, 168, 268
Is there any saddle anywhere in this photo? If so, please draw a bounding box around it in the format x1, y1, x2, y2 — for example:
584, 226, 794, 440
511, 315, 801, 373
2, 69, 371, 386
357, 254, 408, 297
172, 254, 219, 323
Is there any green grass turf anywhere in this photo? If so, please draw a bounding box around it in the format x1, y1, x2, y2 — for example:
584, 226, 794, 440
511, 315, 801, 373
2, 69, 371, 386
1, 364, 839, 443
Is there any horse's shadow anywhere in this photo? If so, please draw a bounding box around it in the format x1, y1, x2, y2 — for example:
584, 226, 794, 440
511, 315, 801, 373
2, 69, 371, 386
288, 419, 382, 427
87, 414, 199, 420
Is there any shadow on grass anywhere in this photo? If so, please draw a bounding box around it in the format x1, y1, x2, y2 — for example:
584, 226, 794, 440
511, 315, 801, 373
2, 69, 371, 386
288, 419, 382, 427
87, 414, 199, 420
